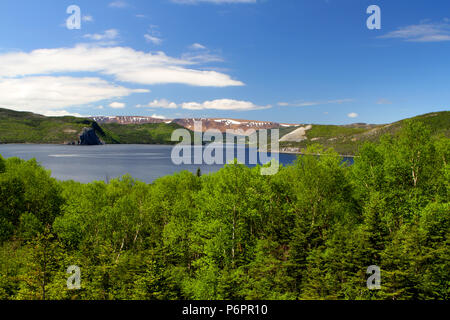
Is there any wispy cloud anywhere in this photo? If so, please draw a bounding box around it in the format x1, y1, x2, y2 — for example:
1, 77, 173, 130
144, 25, 163, 45
379, 20, 450, 42
278, 99, 354, 107
190, 43, 207, 50
182, 43, 223, 63
347, 112, 358, 119
84, 29, 119, 41
144, 34, 163, 45
181, 52, 224, 63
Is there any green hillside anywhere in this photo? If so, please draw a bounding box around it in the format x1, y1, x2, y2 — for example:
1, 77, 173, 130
279, 111, 450, 155
0, 108, 448, 154
0, 108, 113, 144
101, 122, 190, 145
0, 108, 187, 145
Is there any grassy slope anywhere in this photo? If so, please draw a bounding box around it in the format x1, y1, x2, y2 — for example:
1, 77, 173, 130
0, 108, 186, 145
101, 122, 188, 145
279, 111, 450, 155
0, 108, 110, 144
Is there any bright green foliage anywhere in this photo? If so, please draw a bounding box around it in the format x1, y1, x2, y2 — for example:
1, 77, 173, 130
0, 155, 5, 173
0, 120, 448, 300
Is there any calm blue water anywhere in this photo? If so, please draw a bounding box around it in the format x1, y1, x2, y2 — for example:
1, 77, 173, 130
0, 144, 301, 183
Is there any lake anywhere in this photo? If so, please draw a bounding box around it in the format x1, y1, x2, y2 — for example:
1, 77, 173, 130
0, 144, 302, 183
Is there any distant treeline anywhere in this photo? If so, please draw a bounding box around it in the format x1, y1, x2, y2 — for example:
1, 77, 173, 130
0, 120, 448, 300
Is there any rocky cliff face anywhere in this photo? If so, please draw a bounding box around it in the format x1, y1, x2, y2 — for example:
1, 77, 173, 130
78, 127, 104, 145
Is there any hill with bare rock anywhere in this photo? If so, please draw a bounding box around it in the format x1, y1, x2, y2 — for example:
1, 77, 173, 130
171, 118, 299, 133
1, 108, 448, 156
91, 116, 300, 133
91, 116, 169, 125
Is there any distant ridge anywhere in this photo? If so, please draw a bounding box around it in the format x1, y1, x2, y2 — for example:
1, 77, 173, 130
91, 116, 300, 132
91, 116, 169, 125
0, 108, 448, 156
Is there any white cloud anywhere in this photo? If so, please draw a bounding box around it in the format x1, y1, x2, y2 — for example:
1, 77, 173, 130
109, 102, 126, 109
0, 76, 147, 115
138, 98, 268, 111
84, 29, 119, 41
109, 1, 129, 8
347, 112, 358, 118
42, 110, 84, 117
0, 45, 243, 115
137, 99, 178, 109
151, 114, 166, 119
379, 20, 450, 42
0, 45, 244, 87
190, 43, 207, 50
172, 0, 257, 4
278, 99, 354, 107
144, 34, 163, 45
181, 99, 270, 111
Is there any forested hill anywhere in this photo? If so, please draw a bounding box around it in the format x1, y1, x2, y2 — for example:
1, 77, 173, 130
278, 111, 450, 155
0, 108, 188, 145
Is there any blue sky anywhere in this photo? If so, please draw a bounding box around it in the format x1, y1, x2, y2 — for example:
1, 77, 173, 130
0, 0, 449, 124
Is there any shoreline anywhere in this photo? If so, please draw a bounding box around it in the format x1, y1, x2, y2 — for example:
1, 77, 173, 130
0, 142, 357, 158
274, 149, 357, 158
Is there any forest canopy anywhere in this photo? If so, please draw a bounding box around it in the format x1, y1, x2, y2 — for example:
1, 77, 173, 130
0, 120, 448, 300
